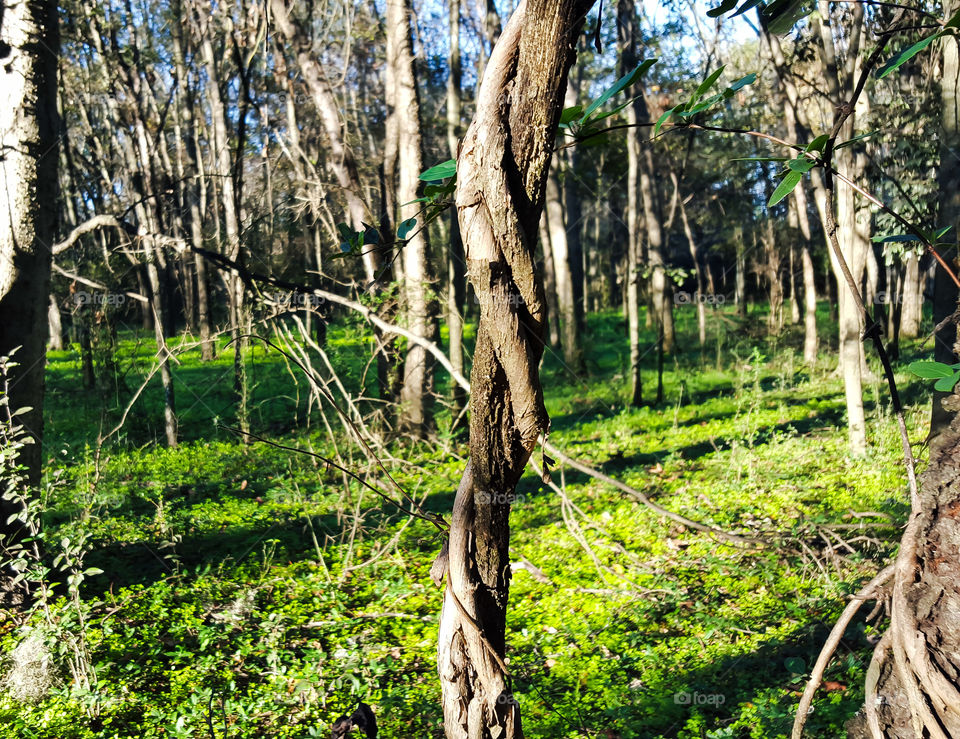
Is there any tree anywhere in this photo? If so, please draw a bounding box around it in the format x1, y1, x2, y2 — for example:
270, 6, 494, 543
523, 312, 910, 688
849, 7, 960, 736
388, 0, 438, 438
435, 2, 593, 736
0, 0, 60, 602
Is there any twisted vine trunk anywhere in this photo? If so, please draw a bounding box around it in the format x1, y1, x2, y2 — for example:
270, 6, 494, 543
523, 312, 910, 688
435, 3, 593, 736
848, 7, 960, 737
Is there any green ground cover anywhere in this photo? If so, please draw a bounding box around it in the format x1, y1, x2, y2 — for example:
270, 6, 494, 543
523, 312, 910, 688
0, 304, 927, 737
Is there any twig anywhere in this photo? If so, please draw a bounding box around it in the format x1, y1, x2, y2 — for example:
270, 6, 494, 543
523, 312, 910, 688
791, 565, 895, 739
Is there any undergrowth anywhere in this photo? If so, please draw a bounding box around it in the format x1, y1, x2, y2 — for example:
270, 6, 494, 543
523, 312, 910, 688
0, 305, 927, 738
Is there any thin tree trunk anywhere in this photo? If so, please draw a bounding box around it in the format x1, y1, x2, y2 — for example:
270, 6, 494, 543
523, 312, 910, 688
539, 212, 562, 348
545, 163, 583, 370
446, 0, 467, 434
620, 0, 644, 405
901, 252, 922, 338
435, 5, 592, 737
390, 0, 437, 437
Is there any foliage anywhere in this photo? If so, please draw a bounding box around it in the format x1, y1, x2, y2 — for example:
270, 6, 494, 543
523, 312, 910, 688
0, 309, 928, 737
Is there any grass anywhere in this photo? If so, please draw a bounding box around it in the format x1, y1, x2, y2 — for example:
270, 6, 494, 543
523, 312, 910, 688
0, 301, 932, 738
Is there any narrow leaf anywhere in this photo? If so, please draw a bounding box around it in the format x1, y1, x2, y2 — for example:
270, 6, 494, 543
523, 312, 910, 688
724, 73, 757, 96
786, 158, 815, 173
732, 0, 765, 17
768, 170, 803, 207
764, 0, 814, 35
871, 233, 920, 243
707, 0, 739, 17
876, 33, 942, 79
835, 131, 878, 149
690, 66, 726, 107
581, 59, 656, 121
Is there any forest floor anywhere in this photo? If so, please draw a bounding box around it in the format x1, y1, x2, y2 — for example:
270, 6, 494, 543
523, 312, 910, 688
0, 304, 930, 738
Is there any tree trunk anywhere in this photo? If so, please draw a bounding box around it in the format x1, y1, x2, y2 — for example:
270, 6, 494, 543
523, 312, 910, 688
47, 295, 63, 351
436, 4, 592, 737
446, 0, 467, 434
545, 163, 583, 370
390, 0, 437, 438
0, 0, 59, 605
900, 252, 922, 338
620, 0, 644, 406
849, 14, 960, 735
538, 212, 562, 348
815, 0, 868, 454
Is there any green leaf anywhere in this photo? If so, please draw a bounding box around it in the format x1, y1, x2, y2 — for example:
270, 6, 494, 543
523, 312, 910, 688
677, 92, 724, 117
724, 73, 757, 96
786, 158, 816, 173
397, 218, 417, 240
559, 105, 583, 125
768, 170, 803, 207
932, 225, 954, 241
871, 233, 921, 244
935, 373, 960, 392
908, 361, 955, 379
707, 0, 739, 18
764, 0, 814, 35
784, 656, 806, 674
835, 131, 878, 149
731, 157, 789, 162
690, 66, 726, 107
419, 159, 457, 182
947, 9, 960, 29
581, 59, 657, 121
805, 134, 829, 153
337, 223, 354, 241
362, 224, 380, 245
653, 105, 681, 137
84, 567, 104, 576
877, 33, 942, 79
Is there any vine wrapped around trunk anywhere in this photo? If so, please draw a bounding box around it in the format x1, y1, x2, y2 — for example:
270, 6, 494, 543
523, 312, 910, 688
434, 2, 594, 737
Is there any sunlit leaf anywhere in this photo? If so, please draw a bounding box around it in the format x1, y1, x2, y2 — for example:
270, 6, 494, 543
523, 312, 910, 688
805, 134, 829, 153
763, 0, 814, 35
935, 373, 960, 392
786, 158, 815, 173
909, 361, 955, 379
419, 159, 457, 182
581, 59, 657, 121
690, 66, 726, 106
768, 170, 803, 207
877, 33, 942, 79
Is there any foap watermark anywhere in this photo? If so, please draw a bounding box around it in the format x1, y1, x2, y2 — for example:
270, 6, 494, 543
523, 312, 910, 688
674, 291, 726, 306
476, 491, 527, 505
266, 291, 326, 308
472, 292, 527, 306
674, 691, 725, 706
73, 291, 126, 307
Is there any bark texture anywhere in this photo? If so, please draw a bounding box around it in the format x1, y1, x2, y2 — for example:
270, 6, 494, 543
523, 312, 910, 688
0, 0, 59, 599
848, 9, 960, 736
389, 0, 437, 437
436, 2, 592, 736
